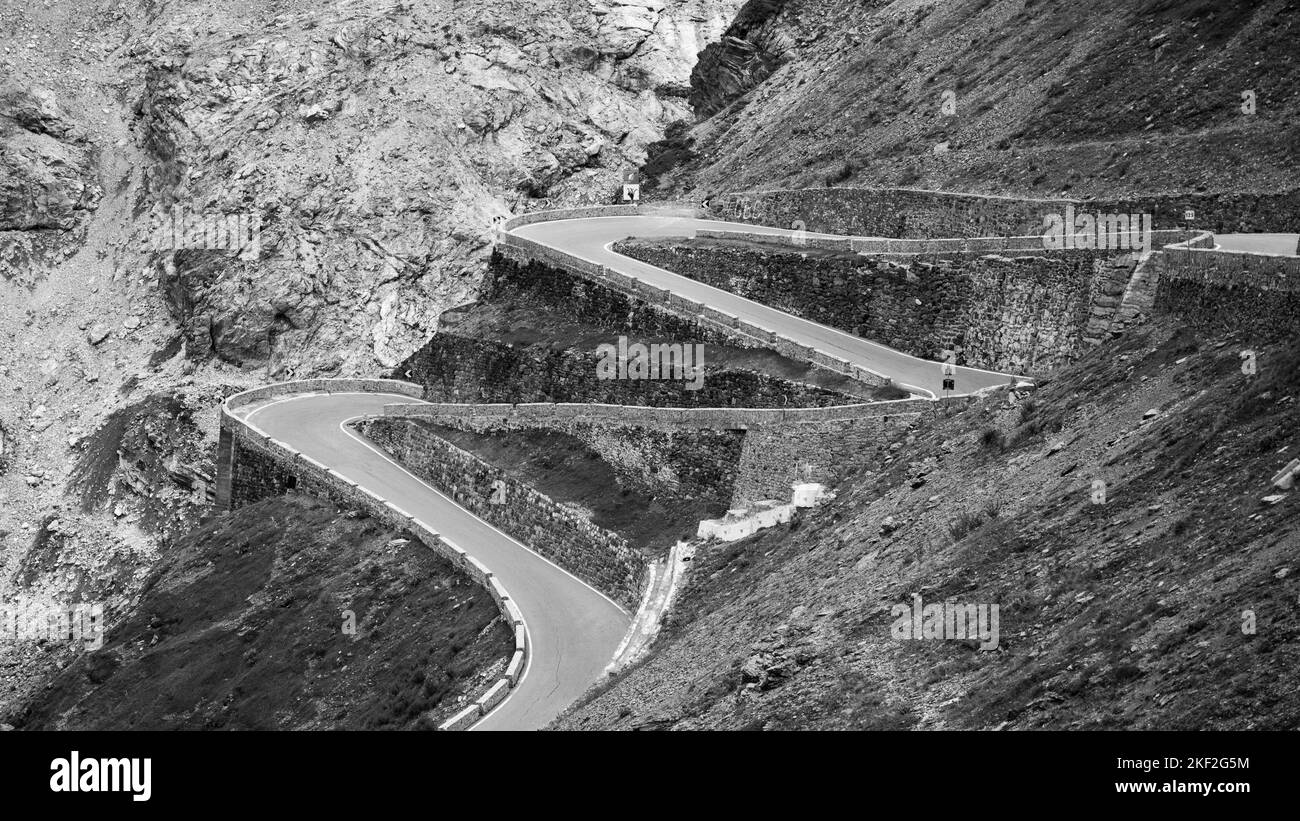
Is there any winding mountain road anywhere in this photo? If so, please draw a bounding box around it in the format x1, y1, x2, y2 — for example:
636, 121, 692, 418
229, 208, 1031, 730
232, 391, 630, 731
512, 212, 1023, 397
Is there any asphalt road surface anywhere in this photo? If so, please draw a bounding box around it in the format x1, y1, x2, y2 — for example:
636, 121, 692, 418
512, 213, 1027, 397
224, 215, 1289, 730
236, 391, 630, 731
228, 212, 1036, 730
1214, 233, 1299, 256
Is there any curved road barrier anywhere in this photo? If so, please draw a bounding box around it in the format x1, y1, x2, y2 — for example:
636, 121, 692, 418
694, 227, 1201, 256
215, 205, 1293, 731
218, 379, 628, 730
501, 206, 1028, 397
380, 397, 936, 428
211, 206, 1042, 729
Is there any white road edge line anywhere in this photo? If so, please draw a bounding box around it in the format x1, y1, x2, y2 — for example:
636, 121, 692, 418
508, 216, 1026, 394
242, 395, 631, 618
240, 395, 547, 729
592, 232, 1017, 385
334, 411, 631, 617
332, 410, 622, 730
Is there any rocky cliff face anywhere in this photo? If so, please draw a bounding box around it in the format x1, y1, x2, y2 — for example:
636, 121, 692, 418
0, 85, 100, 284
0, 0, 740, 701
131, 0, 742, 375
688, 0, 794, 118
656, 0, 1300, 200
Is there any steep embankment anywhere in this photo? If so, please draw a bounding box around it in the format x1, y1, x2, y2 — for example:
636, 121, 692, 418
130, 0, 741, 374
614, 234, 1139, 374
9, 495, 511, 730
558, 317, 1300, 730
1, 0, 739, 710
564, 0, 1299, 728
647, 0, 1300, 199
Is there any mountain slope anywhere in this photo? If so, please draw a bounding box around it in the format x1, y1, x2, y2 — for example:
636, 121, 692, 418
649, 0, 1300, 199
559, 318, 1300, 730
10, 495, 510, 730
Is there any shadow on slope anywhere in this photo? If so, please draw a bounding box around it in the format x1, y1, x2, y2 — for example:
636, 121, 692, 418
9, 496, 511, 730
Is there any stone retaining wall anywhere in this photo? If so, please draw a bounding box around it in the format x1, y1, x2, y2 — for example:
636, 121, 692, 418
383, 397, 935, 428
217, 379, 527, 731
419, 414, 744, 522
1153, 245, 1300, 338
613, 237, 1140, 374
396, 329, 854, 409
695, 227, 1196, 257
356, 416, 646, 610
496, 235, 892, 387
707, 186, 1300, 237
731, 414, 922, 506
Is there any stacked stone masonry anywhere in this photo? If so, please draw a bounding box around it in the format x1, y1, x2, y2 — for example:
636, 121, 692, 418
730, 413, 923, 506
418, 413, 745, 521
707, 187, 1300, 237
614, 237, 1140, 374
1153, 246, 1300, 338
356, 416, 647, 610
396, 326, 855, 409
216, 380, 525, 731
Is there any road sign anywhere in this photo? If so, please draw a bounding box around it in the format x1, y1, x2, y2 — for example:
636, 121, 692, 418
942, 377, 955, 391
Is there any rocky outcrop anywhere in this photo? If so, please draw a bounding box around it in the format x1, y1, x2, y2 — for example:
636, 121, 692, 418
0, 85, 98, 282
129, 1, 740, 375
595, 0, 744, 94
594, 0, 668, 58
0, 86, 94, 230
688, 0, 793, 118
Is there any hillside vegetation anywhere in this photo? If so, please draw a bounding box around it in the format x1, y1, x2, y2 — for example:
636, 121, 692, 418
649, 0, 1300, 199
559, 318, 1300, 729
9, 496, 510, 730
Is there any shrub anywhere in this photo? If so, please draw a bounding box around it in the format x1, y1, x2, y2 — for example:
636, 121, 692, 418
947, 508, 985, 542
825, 160, 856, 187
640, 120, 696, 192
1017, 398, 1038, 425
877, 380, 911, 401
982, 496, 1003, 519
979, 427, 1006, 450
